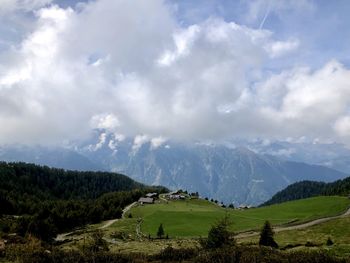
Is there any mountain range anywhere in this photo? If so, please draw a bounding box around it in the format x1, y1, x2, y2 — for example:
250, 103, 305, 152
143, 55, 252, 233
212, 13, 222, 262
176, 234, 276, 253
0, 133, 349, 205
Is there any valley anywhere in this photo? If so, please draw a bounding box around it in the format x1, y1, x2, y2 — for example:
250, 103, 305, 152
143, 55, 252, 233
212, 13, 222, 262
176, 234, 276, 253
1, 162, 350, 262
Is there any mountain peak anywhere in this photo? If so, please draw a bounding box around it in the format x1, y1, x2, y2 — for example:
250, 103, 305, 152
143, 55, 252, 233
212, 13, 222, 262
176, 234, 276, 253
234, 146, 256, 156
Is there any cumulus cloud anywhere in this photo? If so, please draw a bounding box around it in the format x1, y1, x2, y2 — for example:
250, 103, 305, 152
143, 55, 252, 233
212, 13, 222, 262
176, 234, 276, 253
251, 60, 350, 139
1, 0, 350, 145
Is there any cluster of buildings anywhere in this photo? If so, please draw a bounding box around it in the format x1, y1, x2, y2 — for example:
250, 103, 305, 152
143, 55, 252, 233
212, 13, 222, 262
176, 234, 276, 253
165, 193, 187, 200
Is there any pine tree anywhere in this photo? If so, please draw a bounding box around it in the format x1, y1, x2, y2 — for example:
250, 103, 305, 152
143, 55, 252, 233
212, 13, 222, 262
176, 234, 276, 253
202, 215, 234, 249
157, 223, 164, 239
259, 221, 278, 248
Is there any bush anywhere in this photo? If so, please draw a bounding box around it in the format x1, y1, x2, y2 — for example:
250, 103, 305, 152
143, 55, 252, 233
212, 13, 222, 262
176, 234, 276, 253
1, 224, 10, 233
84, 230, 109, 252
4, 242, 348, 263
195, 245, 347, 263
326, 237, 334, 246
153, 246, 197, 261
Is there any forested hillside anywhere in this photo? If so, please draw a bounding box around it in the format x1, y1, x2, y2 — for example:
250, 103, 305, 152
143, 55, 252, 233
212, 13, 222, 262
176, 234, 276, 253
0, 162, 167, 241
262, 176, 350, 206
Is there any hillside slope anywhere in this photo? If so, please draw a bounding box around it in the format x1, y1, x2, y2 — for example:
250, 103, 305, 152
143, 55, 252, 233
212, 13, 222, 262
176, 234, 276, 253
263, 176, 350, 206
0, 162, 167, 240
128, 196, 350, 238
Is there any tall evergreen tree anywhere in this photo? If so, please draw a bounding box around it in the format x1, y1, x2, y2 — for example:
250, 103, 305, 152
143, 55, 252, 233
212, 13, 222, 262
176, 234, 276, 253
259, 221, 278, 248
157, 223, 164, 239
202, 215, 234, 249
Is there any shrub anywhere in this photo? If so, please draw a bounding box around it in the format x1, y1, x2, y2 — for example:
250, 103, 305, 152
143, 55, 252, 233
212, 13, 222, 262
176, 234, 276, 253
153, 246, 197, 261
326, 237, 334, 246
84, 230, 109, 252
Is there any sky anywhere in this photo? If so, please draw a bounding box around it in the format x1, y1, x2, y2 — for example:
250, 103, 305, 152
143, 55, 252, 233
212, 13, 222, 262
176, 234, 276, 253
0, 0, 350, 146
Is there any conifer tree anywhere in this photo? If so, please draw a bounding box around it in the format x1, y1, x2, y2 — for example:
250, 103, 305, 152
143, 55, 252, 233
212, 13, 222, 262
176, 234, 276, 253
157, 223, 164, 239
259, 220, 278, 248
202, 215, 234, 249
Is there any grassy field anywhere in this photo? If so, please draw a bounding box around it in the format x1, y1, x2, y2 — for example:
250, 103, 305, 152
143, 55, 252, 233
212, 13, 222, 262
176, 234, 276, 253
128, 196, 350, 238
58, 195, 350, 256
239, 216, 350, 257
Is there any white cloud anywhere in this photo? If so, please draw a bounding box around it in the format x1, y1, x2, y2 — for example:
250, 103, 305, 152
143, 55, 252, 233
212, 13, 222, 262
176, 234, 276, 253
132, 135, 149, 152
265, 38, 299, 58
151, 137, 167, 149
1, 0, 350, 146
90, 113, 120, 131
334, 116, 350, 138
157, 25, 200, 66
88, 132, 106, 151
252, 60, 350, 140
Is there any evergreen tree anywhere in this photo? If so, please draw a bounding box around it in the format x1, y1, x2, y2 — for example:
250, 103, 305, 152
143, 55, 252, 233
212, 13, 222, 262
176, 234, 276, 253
157, 223, 164, 239
259, 221, 278, 248
202, 216, 234, 249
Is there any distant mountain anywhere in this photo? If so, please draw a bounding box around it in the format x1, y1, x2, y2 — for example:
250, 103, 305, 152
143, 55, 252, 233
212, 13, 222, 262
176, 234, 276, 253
0, 145, 103, 171
242, 139, 350, 174
262, 176, 350, 206
79, 135, 347, 205
0, 135, 348, 206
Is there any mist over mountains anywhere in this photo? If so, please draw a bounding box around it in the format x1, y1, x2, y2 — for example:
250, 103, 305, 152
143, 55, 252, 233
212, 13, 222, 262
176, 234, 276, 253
1, 132, 349, 205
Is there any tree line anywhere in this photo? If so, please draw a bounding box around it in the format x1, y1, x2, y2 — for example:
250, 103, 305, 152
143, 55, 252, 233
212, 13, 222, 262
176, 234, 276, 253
0, 162, 167, 241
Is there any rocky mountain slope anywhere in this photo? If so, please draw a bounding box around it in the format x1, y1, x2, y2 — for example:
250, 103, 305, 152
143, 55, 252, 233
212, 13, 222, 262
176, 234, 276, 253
0, 135, 348, 205
79, 136, 347, 205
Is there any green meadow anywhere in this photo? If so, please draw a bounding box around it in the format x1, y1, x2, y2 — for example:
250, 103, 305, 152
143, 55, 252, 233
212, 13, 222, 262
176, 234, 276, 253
128, 196, 350, 238
239, 216, 350, 257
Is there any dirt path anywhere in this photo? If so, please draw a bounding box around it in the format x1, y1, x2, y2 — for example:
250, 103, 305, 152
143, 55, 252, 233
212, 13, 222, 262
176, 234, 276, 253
99, 202, 136, 229
55, 202, 137, 241
159, 194, 168, 202
55, 231, 75, 242
235, 206, 350, 239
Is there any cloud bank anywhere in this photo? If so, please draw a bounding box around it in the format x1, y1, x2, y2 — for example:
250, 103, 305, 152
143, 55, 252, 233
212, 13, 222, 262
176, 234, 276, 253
0, 0, 350, 145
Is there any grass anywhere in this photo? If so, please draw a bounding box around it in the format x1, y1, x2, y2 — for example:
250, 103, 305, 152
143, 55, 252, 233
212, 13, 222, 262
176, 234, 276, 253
108, 239, 199, 255
104, 218, 139, 240
239, 216, 350, 257
129, 196, 350, 238
58, 195, 350, 256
